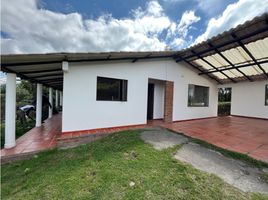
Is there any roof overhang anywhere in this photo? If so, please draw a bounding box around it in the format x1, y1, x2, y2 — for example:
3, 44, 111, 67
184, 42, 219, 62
1, 13, 268, 87
1, 51, 176, 90
174, 13, 268, 84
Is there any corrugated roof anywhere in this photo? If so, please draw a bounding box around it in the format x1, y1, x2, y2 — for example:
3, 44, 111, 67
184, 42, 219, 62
1, 13, 268, 88
175, 13, 268, 84
1, 51, 176, 90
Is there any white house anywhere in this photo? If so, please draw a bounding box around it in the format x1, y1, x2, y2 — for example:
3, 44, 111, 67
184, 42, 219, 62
1, 13, 268, 149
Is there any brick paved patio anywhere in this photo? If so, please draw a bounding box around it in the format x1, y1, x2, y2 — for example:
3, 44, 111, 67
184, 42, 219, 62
1, 115, 267, 164
1, 114, 62, 162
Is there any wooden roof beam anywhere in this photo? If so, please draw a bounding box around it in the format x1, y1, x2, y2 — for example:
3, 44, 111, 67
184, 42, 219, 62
208, 43, 252, 82
191, 50, 236, 83
231, 33, 268, 78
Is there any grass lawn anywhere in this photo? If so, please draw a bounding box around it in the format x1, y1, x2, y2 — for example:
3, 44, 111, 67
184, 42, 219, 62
1, 130, 267, 200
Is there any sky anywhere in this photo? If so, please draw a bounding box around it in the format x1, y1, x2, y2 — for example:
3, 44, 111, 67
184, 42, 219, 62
1, 0, 268, 54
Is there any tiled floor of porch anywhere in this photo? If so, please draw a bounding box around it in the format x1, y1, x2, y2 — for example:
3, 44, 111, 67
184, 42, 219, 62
1, 115, 267, 164
1, 114, 62, 160
163, 116, 268, 163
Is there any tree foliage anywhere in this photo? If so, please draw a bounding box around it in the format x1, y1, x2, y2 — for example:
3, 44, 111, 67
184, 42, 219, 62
1, 80, 37, 120
218, 87, 232, 102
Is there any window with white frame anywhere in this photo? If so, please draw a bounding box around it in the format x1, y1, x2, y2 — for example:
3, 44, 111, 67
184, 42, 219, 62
188, 84, 209, 107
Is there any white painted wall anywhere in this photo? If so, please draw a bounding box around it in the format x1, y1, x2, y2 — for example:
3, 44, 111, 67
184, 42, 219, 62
62, 59, 218, 132
219, 80, 268, 119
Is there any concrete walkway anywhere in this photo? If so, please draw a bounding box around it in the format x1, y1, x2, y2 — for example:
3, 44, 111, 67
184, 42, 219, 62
141, 129, 268, 194
141, 128, 188, 150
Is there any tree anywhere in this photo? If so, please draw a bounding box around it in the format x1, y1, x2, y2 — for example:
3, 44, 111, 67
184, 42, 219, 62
218, 88, 231, 102
16, 80, 36, 107
1, 80, 37, 121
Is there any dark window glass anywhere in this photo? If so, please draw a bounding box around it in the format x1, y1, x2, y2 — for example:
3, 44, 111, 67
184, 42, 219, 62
265, 84, 268, 106
188, 84, 209, 107
97, 77, 127, 101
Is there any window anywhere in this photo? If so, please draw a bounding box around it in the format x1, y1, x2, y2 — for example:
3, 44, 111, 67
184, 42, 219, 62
265, 84, 268, 106
96, 76, 127, 101
188, 84, 209, 107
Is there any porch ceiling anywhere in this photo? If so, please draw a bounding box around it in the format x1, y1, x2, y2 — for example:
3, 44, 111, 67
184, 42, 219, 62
174, 13, 268, 84
1, 51, 177, 90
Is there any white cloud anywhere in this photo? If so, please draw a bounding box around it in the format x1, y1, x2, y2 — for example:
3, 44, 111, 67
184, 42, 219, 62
1, 0, 201, 54
170, 38, 184, 47
177, 10, 200, 37
1, 0, 170, 53
194, 0, 268, 45
167, 10, 200, 49
146, 1, 164, 17
196, 0, 226, 16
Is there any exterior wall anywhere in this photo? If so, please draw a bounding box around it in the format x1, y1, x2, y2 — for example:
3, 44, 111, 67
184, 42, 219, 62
62, 59, 218, 132
220, 80, 268, 119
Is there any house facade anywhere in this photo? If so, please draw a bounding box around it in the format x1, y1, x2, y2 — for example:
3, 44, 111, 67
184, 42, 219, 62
1, 13, 268, 149
62, 59, 218, 132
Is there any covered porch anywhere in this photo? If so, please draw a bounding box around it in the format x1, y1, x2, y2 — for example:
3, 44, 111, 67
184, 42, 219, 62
1, 114, 61, 163
1, 14, 267, 163
1, 115, 267, 164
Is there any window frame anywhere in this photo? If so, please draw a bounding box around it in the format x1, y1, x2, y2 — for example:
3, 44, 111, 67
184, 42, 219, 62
187, 84, 209, 107
96, 76, 128, 102
265, 84, 268, 106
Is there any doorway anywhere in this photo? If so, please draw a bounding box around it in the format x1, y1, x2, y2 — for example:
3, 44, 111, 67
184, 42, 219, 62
218, 87, 232, 116
147, 83, 154, 120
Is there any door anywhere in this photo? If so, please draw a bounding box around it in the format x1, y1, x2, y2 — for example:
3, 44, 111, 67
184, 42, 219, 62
147, 83, 154, 120
218, 87, 232, 116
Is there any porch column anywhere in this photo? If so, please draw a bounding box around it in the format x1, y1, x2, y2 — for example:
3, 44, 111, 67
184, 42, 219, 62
48, 87, 53, 118
36, 83, 43, 127
55, 90, 59, 108
4, 73, 16, 149
59, 91, 63, 106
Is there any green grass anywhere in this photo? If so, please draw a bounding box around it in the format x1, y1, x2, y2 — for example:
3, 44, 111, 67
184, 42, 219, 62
259, 173, 268, 184
1, 130, 268, 200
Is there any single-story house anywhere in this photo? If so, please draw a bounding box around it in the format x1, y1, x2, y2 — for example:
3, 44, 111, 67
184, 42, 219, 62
1, 13, 268, 149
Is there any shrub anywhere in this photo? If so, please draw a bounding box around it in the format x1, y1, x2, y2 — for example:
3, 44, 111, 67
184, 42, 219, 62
218, 102, 231, 116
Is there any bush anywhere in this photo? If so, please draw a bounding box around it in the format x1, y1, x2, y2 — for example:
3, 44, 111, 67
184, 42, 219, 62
218, 102, 231, 116
0, 120, 35, 148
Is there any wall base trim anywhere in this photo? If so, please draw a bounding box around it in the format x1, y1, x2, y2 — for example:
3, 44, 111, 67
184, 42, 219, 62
58, 123, 147, 148
61, 123, 147, 135
231, 115, 268, 120
172, 116, 218, 123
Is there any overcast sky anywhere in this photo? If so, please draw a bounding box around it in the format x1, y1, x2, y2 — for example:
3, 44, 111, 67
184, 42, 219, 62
1, 0, 268, 54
